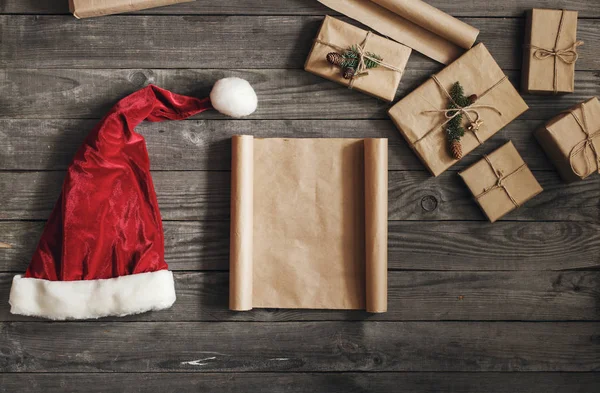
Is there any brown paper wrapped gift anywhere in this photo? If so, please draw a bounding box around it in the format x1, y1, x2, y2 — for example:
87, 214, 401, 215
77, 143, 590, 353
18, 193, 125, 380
535, 97, 600, 183
388, 43, 529, 176
522, 9, 583, 94
459, 141, 543, 223
305, 16, 411, 102
69, 0, 192, 18
229, 136, 388, 313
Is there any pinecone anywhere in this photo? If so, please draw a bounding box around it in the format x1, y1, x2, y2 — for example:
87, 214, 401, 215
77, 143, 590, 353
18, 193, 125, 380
450, 140, 463, 160
342, 67, 356, 80
468, 94, 478, 104
326, 52, 344, 66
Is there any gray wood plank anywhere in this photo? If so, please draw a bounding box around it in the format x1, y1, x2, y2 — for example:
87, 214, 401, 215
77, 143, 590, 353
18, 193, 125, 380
0, 119, 558, 171
2, 270, 598, 321
0, 69, 597, 121
2, 0, 600, 17
1, 221, 598, 272
1, 372, 599, 393
1, 16, 599, 70
1, 170, 597, 222
2, 321, 599, 372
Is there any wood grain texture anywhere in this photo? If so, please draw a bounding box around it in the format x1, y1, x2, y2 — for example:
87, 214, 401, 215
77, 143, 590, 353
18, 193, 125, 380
1, 69, 598, 121
1, 372, 599, 393
2, 270, 598, 321
1, 221, 598, 272
0, 119, 562, 171
2, 321, 599, 372
2, 0, 600, 17
1, 170, 598, 222
1, 16, 599, 70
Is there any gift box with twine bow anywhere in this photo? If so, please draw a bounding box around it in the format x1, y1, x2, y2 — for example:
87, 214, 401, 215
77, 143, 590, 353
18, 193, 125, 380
535, 97, 600, 183
522, 9, 583, 94
459, 141, 543, 223
305, 16, 411, 102
388, 43, 528, 176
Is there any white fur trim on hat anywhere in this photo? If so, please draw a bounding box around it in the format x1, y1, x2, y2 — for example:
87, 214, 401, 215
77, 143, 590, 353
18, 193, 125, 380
9, 270, 176, 320
210, 77, 258, 118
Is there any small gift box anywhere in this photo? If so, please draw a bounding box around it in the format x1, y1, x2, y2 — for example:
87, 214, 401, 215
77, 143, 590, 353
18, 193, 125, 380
459, 141, 543, 223
535, 97, 600, 183
388, 43, 528, 176
304, 15, 411, 102
522, 9, 583, 94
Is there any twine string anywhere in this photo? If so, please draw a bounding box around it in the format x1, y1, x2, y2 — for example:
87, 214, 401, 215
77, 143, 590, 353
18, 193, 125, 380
475, 156, 527, 207
416, 75, 506, 145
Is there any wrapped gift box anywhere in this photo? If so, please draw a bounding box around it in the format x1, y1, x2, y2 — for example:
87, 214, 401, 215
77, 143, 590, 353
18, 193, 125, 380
459, 141, 543, 223
522, 9, 582, 94
305, 15, 411, 102
388, 43, 528, 176
535, 97, 600, 183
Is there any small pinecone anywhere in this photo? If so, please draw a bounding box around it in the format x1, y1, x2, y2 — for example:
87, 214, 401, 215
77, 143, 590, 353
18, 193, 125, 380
342, 67, 356, 80
468, 94, 478, 104
326, 52, 344, 66
450, 140, 463, 160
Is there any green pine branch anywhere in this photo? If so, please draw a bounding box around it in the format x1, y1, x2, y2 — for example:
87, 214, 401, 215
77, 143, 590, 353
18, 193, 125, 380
341, 46, 383, 70
446, 82, 470, 142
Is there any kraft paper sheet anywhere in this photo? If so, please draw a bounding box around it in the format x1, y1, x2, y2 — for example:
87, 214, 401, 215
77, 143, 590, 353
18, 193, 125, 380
535, 97, 600, 183
388, 43, 529, 177
229, 136, 388, 313
318, 0, 479, 64
459, 141, 543, 223
69, 0, 192, 18
522, 9, 579, 94
305, 16, 411, 102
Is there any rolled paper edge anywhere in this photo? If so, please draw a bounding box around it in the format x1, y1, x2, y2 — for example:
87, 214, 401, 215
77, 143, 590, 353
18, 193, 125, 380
364, 138, 388, 313
229, 135, 254, 311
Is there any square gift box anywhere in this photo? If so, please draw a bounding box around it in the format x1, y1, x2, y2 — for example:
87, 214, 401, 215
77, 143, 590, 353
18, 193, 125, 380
459, 141, 543, 223
535, 97, 600, 183
522, 9, 582, 94
388, 43, 528, 176
305, 15, 411, 102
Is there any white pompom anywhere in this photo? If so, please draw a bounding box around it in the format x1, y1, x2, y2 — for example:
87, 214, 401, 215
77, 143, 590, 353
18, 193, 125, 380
210, 77, 258, 118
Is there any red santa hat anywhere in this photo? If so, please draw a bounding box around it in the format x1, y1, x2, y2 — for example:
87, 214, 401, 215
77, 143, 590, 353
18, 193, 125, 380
8, 78, 258, 320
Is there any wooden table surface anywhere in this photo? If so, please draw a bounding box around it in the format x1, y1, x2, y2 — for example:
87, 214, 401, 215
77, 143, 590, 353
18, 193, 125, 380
1, 1, 599, 392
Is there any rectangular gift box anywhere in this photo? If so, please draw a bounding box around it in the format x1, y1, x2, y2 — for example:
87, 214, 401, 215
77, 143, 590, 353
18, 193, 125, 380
535, 97, 600, 183
459, 141, 543, 223
304, 15, 412, 102
69, 0, 192, 18
522, 9, 581, 94
388, 43, 529, 176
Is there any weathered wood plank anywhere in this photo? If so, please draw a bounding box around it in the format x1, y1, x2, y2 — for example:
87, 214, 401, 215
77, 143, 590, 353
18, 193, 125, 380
2, 270, 598, 321
0, 69, 597, 121
1, 16, 599, 70
1, 221, 598, 272
2, 0, 600, 17
1, 372, 599, 393
1, 170, 597, 222
2, 321, 599, 372
0, 119, 556, 171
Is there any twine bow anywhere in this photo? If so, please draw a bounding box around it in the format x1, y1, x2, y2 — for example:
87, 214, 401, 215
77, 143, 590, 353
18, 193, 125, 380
315, 31, 405, 88
417, 75, 505, 145
566, 102, 600, 179
527, 10, 584, 94
475, 155, 527, 208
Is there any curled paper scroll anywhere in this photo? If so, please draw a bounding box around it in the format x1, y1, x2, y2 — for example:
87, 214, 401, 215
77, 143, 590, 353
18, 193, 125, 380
229, 136, 388, 313
318, 0, 480, 64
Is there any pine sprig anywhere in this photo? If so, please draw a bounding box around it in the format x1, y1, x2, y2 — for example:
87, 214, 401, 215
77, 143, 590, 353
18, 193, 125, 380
341, 46, 383, 70
445, 82, 470, 142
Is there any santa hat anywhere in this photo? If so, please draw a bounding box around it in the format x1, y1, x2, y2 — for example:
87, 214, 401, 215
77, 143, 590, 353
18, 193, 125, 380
8, 78, 258, 320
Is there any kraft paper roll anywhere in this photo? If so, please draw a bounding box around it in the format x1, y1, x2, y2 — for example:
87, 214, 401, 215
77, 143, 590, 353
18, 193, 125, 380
229, 135, 253, 311
229, 136, 388, 312
364, 138, 388, 313
318, 0, 479, 64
